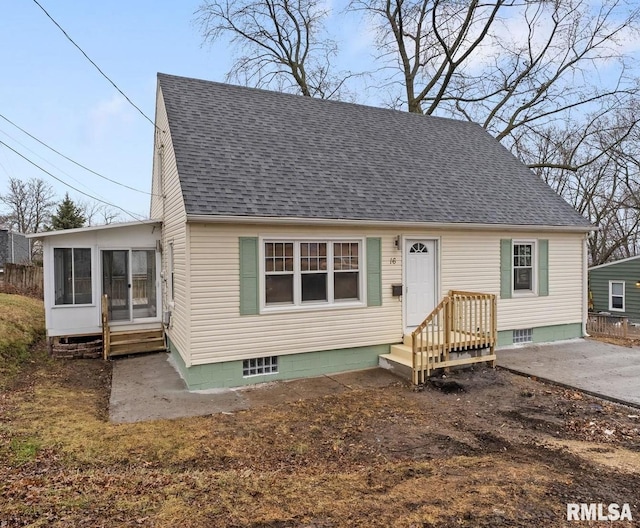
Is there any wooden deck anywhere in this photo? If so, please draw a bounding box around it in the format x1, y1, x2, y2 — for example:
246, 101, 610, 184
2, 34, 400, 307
397, 291, 497, 384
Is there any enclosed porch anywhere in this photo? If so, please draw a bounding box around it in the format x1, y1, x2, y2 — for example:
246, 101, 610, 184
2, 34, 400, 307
31, 220, 166, 358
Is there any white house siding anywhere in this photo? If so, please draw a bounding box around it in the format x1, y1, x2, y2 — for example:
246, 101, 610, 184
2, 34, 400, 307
151, 87, 191, 365
188, 224, 403, 365
42, 223, 160, 337
440, 231, 584, 330
185, 224, 585, 365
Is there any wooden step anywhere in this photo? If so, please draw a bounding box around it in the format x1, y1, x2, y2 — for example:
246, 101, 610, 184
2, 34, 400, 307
106, 328, 165, 358
390, 344, 413, 363
109, 339, 166, 357
110, 329, 164, 342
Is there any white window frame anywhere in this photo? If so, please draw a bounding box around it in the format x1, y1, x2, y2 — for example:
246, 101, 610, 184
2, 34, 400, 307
260, 237, 366, 313
609, 280, 625, 312
52, 247, 93, 307
512, 240, 537, 296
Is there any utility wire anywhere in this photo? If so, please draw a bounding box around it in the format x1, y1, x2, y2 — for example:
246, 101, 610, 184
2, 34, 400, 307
0, 125, 108, 198
0, 113, 158, 196
0, 140, 147, 222
32, 0, 156, 128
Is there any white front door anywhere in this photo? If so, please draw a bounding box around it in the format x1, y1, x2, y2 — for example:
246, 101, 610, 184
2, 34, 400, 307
405, 240, 437, 328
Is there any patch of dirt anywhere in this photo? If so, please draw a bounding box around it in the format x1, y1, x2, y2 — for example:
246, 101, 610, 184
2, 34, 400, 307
2, 355, 640, 527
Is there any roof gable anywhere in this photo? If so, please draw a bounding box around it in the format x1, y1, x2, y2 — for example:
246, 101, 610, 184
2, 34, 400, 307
157, 73, 591, 229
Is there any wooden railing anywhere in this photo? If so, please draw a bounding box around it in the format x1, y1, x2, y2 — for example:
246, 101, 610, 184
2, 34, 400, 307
587, 312, 628, 338
101, 294, 110, 359
411, 290, 497, 384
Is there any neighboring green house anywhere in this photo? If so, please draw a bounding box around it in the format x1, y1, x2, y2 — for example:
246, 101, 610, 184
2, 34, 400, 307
589, 256, 640, 322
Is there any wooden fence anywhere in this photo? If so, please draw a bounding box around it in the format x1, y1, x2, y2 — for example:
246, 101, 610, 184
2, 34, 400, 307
586, 312, 628, 338
2, 263, 43, 296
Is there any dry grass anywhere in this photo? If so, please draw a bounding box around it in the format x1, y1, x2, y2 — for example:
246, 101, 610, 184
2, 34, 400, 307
1, 298, 639, 526
0, 293, 45, 388
2, 356, 640, 527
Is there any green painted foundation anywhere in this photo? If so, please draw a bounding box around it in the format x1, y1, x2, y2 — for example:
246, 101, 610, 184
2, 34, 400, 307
497, 322, 583, 347
167, 336, 392, 390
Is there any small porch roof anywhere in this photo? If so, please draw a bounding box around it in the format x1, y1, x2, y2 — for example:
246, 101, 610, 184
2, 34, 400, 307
27, 219, 161, 239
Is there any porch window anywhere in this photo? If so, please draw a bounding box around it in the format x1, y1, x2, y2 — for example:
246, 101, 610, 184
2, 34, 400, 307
264, 240, 361, 308
609, 281, 625, 311
513, 242, 535, 293
54, 248, 92, 305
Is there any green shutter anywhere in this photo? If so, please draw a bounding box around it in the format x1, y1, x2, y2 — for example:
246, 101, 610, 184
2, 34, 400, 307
239, 237, 259, 315
538, 239, 549, 297
366, 237, 382, 307
500, 239, 512, 299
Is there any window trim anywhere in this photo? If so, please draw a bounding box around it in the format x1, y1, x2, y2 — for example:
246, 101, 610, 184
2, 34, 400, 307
259, 236, 366, 313
52, 247, 94, 307
512, 240, 537, 296
609, 280, 625, 312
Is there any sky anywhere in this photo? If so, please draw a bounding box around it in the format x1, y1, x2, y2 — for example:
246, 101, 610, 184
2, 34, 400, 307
0, 0, 377, 225
0, 1, 236, 222
1, 1, 638, 226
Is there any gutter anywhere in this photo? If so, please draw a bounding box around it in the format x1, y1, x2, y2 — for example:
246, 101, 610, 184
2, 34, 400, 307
186, 214, 595, 233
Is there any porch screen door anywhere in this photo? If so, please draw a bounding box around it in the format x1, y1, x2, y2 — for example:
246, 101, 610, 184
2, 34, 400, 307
131, 250, 157, 319
102, 250, 130, 321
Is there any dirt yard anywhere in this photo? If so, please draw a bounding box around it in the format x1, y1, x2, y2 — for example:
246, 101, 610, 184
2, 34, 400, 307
1, 342, 640, 527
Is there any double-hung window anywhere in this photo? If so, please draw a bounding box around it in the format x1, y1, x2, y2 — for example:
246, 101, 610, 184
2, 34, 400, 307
513, 241, 535, 293
264, 240, 361, 308
609, 281, 625, 311
53, 248, 92, 305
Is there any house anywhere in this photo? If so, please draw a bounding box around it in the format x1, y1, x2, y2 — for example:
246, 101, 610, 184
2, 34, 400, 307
0, 229, 30, 270
589, 256, 640, 323
32, 73, 593, 389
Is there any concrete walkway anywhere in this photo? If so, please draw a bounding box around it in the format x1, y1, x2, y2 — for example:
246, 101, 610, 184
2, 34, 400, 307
109, 353, 402, 423
497, 339, 640, 408
110, 339, 640, 423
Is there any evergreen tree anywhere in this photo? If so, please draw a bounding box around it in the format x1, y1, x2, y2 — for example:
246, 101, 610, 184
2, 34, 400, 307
50, 193, 86, 230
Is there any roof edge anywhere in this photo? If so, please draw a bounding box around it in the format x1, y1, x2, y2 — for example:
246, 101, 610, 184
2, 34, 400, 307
27, 219, 161, 239
589, 254, 640, 271
186, 214, 594, 233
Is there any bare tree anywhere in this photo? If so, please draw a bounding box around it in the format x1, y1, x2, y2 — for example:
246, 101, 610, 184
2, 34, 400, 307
196, 0, 360, 99
78, 199, 121, 227
0, 177, 56, 234
352, 0, 640, 133
520, 104, 640, 265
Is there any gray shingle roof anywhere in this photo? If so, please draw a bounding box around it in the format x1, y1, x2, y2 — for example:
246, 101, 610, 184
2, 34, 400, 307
158, 73, 591, 228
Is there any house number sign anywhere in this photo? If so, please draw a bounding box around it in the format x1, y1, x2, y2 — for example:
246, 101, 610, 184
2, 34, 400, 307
389, 257, 397, 264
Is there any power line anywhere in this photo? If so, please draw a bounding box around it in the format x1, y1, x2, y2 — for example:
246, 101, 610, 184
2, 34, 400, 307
0, 125, 108, 198
31, 0, 156, 128
0, 113, 158, 196
0, 140, 147, 222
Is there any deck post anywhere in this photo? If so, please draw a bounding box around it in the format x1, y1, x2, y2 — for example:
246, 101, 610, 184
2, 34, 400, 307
491, 295, 497, 367
101, 294, 110, 360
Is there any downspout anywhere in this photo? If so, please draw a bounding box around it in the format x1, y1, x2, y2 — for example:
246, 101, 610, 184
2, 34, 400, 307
582, 232, 589, 337
158, 143, 170, 329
